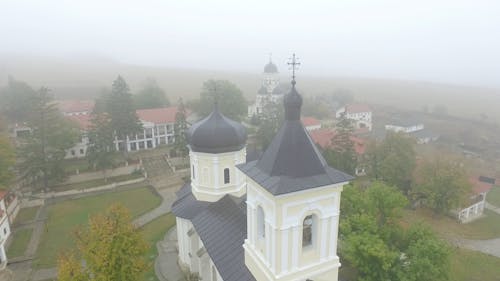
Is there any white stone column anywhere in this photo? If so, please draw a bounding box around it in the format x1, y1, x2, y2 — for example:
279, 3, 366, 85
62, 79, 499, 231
291, 225, 299, 269
281, 228, 289, 274
213, 157, 219, 188
320, 217, 329, 259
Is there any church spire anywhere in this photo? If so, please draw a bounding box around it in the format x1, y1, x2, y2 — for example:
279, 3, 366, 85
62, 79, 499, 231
284, 53, 302, 121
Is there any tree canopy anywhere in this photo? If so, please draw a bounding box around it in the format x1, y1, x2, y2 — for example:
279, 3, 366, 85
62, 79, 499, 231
0, 135, 15, 190
340, 182, 450, 281
324, 112, 357, 175
105, 76, 142, 149
0, 76, 38, 122
196, 80, 247, 121
57, 204, 149, 281
133, 78, 170, 110
365, 132, 416, 194
87, 112, 116, 181
255, 100, 283, 150
414, 156, 470, 214
18, 87, 78, 190
174, 98, 189, 157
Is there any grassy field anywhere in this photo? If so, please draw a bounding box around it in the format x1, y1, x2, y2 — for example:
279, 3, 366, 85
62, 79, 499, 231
450, 248, 500, 281
51, 173, 143, 192
34, 186, 161, 269
486, 186, 500, 207
402, 208, 500, 240
14, 206, 39, 225
140, 213, 176, 281
7, 228, 33, 258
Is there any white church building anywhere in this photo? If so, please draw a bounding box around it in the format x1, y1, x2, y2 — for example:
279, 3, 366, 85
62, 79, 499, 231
172, 73, 354, 281
248, 59, 289, 118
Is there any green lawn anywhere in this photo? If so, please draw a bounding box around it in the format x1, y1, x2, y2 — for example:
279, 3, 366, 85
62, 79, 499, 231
140, 213, 176, 281
7, 228, 33, 258
402, 208, 500, 240
450, 248, 500, 281
486, 185, 500, 207
52, 172, 143, 192
34, 186, 161, 269
14, 207, 39, 225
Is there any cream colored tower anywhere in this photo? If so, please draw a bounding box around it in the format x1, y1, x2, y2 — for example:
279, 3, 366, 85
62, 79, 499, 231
238, 75, 353, 281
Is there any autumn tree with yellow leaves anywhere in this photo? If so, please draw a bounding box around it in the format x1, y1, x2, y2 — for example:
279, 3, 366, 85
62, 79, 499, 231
57, 204, 149, 281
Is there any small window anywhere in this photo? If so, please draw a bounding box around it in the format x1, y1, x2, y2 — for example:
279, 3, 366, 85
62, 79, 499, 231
3, 228, 6, 235
79, 149, 84, 155
71, 150, 75, 156
302, 215, 313, 247
192, 165, 195, 179
224, 168, 230, 184
257, 206, 265, 239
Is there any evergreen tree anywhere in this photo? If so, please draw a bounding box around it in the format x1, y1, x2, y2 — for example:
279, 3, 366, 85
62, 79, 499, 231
0, 135, 15, 190
324, 112, 357, 175
18, 87, 78, 190
106, 76, 142, 151
57, 204, 149, 281
87, 112, 116, 181
174, 98, 189, 157
255, 100, 283, 150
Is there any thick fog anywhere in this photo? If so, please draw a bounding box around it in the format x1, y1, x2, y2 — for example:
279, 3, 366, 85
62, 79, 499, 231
0, 0, 499, 88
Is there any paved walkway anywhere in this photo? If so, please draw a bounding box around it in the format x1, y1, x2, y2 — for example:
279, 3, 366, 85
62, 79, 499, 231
458, 238, 500, 258
155, 226, 183, 281
485, 202, 500, 215
133, 188, 178, 228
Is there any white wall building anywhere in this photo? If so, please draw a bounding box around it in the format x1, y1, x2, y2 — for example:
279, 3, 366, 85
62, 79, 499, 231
335, 104, 372, 131
385, 119, 424, 133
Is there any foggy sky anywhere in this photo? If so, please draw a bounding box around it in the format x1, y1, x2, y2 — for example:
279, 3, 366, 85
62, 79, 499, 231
1, 0, 499, 88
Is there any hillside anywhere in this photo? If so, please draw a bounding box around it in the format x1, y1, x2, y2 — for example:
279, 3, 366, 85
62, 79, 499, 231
1, 55, 499, 122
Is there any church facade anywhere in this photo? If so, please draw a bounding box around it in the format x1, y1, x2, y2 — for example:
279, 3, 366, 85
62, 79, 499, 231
172, 65, 354, 281
248, 59, 289, 118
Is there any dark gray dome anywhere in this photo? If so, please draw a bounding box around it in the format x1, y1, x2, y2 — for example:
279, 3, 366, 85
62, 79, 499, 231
264, 62, 278, 73
284, 85, 302, 121
187, 107, 247, 153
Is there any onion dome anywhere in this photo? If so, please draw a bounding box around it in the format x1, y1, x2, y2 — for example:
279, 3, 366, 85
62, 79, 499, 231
264, 61, 278, 73
187, 106, 247, 154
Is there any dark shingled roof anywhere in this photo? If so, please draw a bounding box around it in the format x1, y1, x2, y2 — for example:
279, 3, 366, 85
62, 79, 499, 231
171, 185, 255, 281
186, 105, 247, 154
238, 82, 354, 195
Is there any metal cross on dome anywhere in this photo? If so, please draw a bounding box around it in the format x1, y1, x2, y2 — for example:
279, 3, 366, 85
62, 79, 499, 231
287, 53, 301, 86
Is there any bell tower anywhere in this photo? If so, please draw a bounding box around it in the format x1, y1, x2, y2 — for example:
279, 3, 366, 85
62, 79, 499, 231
238, 54, 354, 281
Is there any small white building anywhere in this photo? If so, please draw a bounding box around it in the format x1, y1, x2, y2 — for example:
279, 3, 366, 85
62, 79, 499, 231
385, 118, 424, 133
0, 191, 12, 268
457, 176, 495, 223
335, 104, 372, 131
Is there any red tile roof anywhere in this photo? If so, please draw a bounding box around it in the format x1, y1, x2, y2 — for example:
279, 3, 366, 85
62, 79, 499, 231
470, 177, 494, 194
346, 104, 371, 114
301, 117, 320, 127
0, 190, 7, 200
136, 107, 179, 124
67, 114, 92, 130
309, 128, 366, 155
56, 100, 95, 114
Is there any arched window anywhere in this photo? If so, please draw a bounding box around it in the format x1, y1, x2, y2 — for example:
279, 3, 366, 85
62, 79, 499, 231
257, 206, 265, 239
192, 165, 195, 179
302, 215, 314, 248
224, 168, 230, 184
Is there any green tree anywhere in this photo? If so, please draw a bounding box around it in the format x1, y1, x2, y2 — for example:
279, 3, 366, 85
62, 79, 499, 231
324, 112, 357, 175
106, 76, 142, 151
58, 204, 148, 281
18, 87, 78, 190
0, 76, 38, 122
255, 100, 283, 150
133, 78, 170, 109
415, 156, 470, 214
366, 132, 416, 195
197, 80, 247, 121
174, 98, 189, 157
340, 182, 450, 281
0, 136, 15, 190
87, 112, 116, 182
